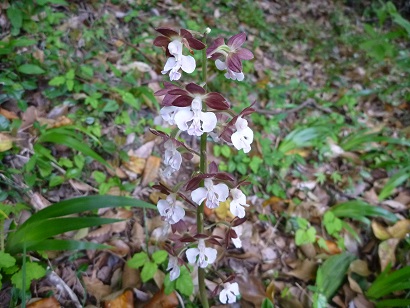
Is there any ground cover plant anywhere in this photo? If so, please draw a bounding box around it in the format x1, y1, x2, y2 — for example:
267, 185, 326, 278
0, 0, 409, 307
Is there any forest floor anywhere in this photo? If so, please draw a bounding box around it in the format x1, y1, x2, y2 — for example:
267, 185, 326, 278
0, 0, 409, 307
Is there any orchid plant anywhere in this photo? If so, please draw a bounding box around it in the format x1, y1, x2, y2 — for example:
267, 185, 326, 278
153, 26, 254, 307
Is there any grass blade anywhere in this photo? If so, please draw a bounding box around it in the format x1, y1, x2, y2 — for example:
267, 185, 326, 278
378, 168, 410, 201
330, 200, 398, 224
26, 239, 109, 251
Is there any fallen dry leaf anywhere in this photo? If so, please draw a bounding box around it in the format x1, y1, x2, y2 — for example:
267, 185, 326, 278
0, 133, 13, 152
27, 297, 61, 308
0, 107, 18, 120
378, 238, 400, 271
237, 275, 267, 306
142, 155, 161, 186
214, 199, 235, 220
287, 259, 317, 282
103, 289, 133, 308
372, 219, 410, 240
83, 276, 112, 302
144, 288, 178, 308
123, 155, 146, 175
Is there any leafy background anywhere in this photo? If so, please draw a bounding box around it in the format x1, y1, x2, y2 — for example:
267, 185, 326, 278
0, 0, 409, 307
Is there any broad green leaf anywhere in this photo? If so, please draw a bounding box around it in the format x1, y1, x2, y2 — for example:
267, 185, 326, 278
17, 64, 45, 75
164, 273, 176, 295
175, 266, 194, 296
11, 262, 46, 290
6, 6, 22, 31
152, 250, 168, 265
66, 69, 75, 80
261, 298, 275, 308
0, 252, 16, 268
11, 38, 37, 48
49, 175, 65, 187
128, 252, 148, 269
141, 262, 157, 282
49, 76, 66, 86
316, 252, 356, 300
330, 200, 398, 224
92, 171, 106, 184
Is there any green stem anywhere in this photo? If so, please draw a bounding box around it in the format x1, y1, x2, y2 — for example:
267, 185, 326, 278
197, 30, 210, 308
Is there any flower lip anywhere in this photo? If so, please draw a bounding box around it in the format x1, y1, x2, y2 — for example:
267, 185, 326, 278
154, 28, 205, 56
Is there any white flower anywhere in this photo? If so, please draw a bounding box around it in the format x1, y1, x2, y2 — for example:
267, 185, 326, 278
160, 106, 179, 125
230, 188, 249, 218
231, 117, 253, 153
157, 193, 185, 224
191, 178, 229, 209
186, 239, 217, 268
231, 225, 243, 248
174, 97, 217, 136
219, 282, 240, 304
167, 256, 180, 281
162, 140, 182, 178
161, 40, 196, 81
215, 59, 245, 81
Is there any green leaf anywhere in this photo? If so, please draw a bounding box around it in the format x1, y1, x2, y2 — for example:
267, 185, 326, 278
49, 76, 66, 86
316, 252, 356, 300
66, 69, 75, 80
6, 196, 155, 254
141, 261, 157, 282
25, 239, 109, 251
11, 38, 37, 48
38, 129, 110, 168
92, 171, 106, 184
152, 250, 168, 265
378, 168, 410, 201
127, 252, 148, 269
0, 251, 16, 268
367, 264, 410, 299
122, 92, 139, 109
17, 64, 45, 75
261, 298, 275, 308
49, 175, 65, 187
330, 200, 398, 224
175, 266, 194, 296
164, 273, 176, 295
7, 6, 22, 31
11, 262, 46, 290
80, 66, 94, 78
376, 299, 410, 308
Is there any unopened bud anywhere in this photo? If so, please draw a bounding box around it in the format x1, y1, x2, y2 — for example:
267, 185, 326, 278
205, 27, 211, 34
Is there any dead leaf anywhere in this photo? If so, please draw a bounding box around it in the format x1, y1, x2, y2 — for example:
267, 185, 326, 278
142, 156, 161, 186
103, 289, 133, 308
144, 288, 178, 308
387, 219, 410, 239
123, 155, 146, 175
0, 133, 13, 152
0, 107, 18, 120
27, 297, 61, 308
30, 192, 51, 211
287, 259, 317, 282
378, 238, 400, 271
237, 275, 266, 307
349, 260, 371, 277
265, 280, 276, 303
83, 276, 112, 302
371, 221, 391, 240
122, 261, 141, 289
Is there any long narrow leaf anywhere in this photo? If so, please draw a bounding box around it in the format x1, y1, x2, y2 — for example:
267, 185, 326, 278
26, 239, 109, 251
37, 132, 110, 168
376, 299, 410, 308
330, 200, 398, 224
367, 265, 410, 299
378, 168, 410, 201
20, 195, 156, 227
6, 217, 119, 253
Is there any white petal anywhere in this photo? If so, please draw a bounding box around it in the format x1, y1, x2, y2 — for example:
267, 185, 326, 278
204, 247, 217, 264
157, 199, 170, 216
191, 187, 207, 205
171, 206, 185, 224
174, 109, 194, 131
160, 106, 178, 125
162, 57, 177, 73
214, 183, 229, 202
230, 200, 245, 218
215, 59, 227, 70
169, 265, 180, 281
168, 40, 183, 56
200, 112, 217, 133
228, 282, 240, 295
232, 237, 242, 248
235, 71, 245, 81
169, 70, 181, 81
186, 248, 199, 264
181, 55, 196, 74
219, 289, 228, 304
